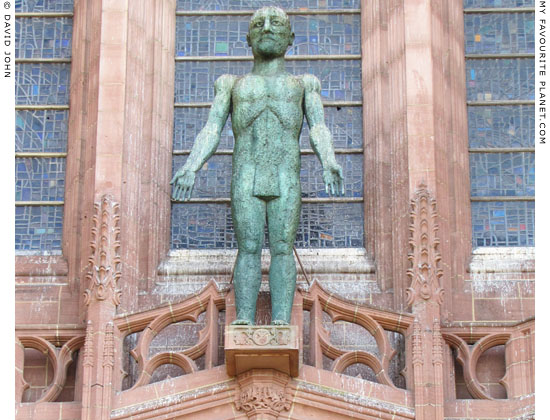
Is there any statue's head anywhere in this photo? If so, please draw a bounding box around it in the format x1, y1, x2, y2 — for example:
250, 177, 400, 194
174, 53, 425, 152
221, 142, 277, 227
247, 7, 294, 58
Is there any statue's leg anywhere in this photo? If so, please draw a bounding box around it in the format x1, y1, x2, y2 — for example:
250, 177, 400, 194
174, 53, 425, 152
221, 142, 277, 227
231, 188, 266, 326
266, 177, 301, 325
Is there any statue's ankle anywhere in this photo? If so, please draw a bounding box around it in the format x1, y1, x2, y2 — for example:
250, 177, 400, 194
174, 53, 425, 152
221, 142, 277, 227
231, 318, 254, 326
271, 319, 289, 326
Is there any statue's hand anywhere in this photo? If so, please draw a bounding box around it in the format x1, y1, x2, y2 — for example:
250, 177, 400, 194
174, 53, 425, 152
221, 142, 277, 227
323, 162, 345, 196
170, 168, 196, 201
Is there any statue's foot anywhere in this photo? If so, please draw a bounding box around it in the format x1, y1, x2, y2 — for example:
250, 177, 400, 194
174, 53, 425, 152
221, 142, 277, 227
231, 319, 253, 326
271, 319, 289, 326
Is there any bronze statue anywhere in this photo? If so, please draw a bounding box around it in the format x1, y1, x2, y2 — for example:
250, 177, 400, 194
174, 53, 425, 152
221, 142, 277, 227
171, 6, 344, 325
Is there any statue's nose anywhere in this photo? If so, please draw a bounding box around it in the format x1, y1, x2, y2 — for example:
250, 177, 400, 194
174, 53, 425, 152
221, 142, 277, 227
262, 19, 272, 32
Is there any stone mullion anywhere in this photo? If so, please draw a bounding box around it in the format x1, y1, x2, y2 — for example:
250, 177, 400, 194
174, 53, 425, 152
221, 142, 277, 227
446, 0, 473, 321
119, 0, 146, 313
505, 326, 535, 398
404, 0, 472, 321
387, 0, 410, 310
407, 186, 445, 419
15, 339, 27, 403
308, 299, 324, 369
204, 296, 220, 369
361, 0, 410, 299
145, 0, 176, 292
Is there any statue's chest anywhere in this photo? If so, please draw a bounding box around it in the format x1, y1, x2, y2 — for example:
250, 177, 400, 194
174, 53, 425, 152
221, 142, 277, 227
233, 75, 304, 110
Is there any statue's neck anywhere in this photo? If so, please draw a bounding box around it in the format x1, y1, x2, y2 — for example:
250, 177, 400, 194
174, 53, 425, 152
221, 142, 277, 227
251, 56, 286, 76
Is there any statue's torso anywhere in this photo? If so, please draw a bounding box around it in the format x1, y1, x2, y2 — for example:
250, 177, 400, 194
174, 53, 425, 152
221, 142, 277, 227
231, 73, 304, 166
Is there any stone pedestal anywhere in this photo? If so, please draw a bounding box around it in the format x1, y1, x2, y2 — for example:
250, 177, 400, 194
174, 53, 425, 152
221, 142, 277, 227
225, 325, 299, 377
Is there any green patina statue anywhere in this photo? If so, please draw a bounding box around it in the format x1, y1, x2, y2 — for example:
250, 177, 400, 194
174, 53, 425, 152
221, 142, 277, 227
171, 6, 344, 326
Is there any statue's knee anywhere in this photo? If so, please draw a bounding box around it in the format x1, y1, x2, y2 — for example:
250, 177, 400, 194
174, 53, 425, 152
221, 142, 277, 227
270, 240, 292, 256
240, 238, 262, 254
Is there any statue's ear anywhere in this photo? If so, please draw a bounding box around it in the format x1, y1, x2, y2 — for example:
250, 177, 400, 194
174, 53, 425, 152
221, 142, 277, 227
247, 34, 251, 46
289, 32, 295, 46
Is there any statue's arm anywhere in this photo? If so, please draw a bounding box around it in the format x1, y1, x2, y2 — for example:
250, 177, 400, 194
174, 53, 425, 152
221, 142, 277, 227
302, 74, 344, 196
171, 74, 235, 201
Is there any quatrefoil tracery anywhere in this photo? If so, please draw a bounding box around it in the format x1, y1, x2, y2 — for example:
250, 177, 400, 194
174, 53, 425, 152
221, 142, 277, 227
17, 335, 84, 403
304, 281, 413, 388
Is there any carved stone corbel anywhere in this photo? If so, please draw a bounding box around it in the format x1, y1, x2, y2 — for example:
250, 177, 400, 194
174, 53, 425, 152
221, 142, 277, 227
235, 369, 292, 420
84, 195, 122, 307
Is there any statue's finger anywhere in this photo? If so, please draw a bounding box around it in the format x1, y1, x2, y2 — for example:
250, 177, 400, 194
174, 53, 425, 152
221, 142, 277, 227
181, 186, 188, 201
330, 182, 335, 196
340, 180, 345, 196
325, 183, 329, 194
185, 184, 194, 201
173, 185, 180, 200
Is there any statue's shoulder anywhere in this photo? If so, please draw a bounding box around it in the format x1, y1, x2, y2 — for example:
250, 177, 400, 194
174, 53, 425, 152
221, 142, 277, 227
299, 74, 321, 93
214, 74, 238, 93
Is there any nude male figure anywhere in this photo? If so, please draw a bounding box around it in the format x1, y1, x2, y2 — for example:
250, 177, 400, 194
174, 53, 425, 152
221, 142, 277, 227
171, 7, 344, 325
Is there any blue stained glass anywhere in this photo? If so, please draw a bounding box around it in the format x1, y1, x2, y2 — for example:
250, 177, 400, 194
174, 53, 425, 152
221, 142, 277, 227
300, 154, 362, 198
172, 155, 232, 198
171, 203, 236, 249
175, 60, 362, 103
15, 63, 71, 105
467, 105, 534, 148
471, 201, 534, 246
177, 0, 360, 10
465, 13, 534, 55
175, 14, 360, 57
173, 106, 363, 150
15, 158, 66, 202
16, 17, 73, 59
171, 202, 363, 249
16, 0, 74, 12
15, 110, 69, 152
470, 152, 534, 197
466, 59, 534, 101
296, 202, 363, 248
464, 0, 534, 8
15, 206, 63, 251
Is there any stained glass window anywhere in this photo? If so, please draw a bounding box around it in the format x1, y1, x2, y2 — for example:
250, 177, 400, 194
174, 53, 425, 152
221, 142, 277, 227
172, 3, 363, 249
464, 2, 534, 247
177, 0, 360, 10
15, 1, 73, 252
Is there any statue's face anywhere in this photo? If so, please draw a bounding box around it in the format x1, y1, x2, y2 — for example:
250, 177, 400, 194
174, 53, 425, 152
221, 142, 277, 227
247, 7, 294, 58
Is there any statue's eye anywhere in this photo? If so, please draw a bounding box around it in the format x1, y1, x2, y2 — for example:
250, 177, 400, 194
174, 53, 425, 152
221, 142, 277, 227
254, 20, 263, 27
272, 20, 282, 25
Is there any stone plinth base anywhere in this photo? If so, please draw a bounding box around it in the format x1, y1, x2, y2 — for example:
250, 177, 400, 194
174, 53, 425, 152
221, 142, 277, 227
225, 325, 299, 377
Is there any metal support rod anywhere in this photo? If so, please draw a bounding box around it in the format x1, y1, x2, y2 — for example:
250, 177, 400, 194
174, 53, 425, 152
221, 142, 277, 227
293, 246, 311, 286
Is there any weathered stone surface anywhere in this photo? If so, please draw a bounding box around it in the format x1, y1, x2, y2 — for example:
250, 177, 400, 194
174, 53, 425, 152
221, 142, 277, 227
225, 325, 299, 377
